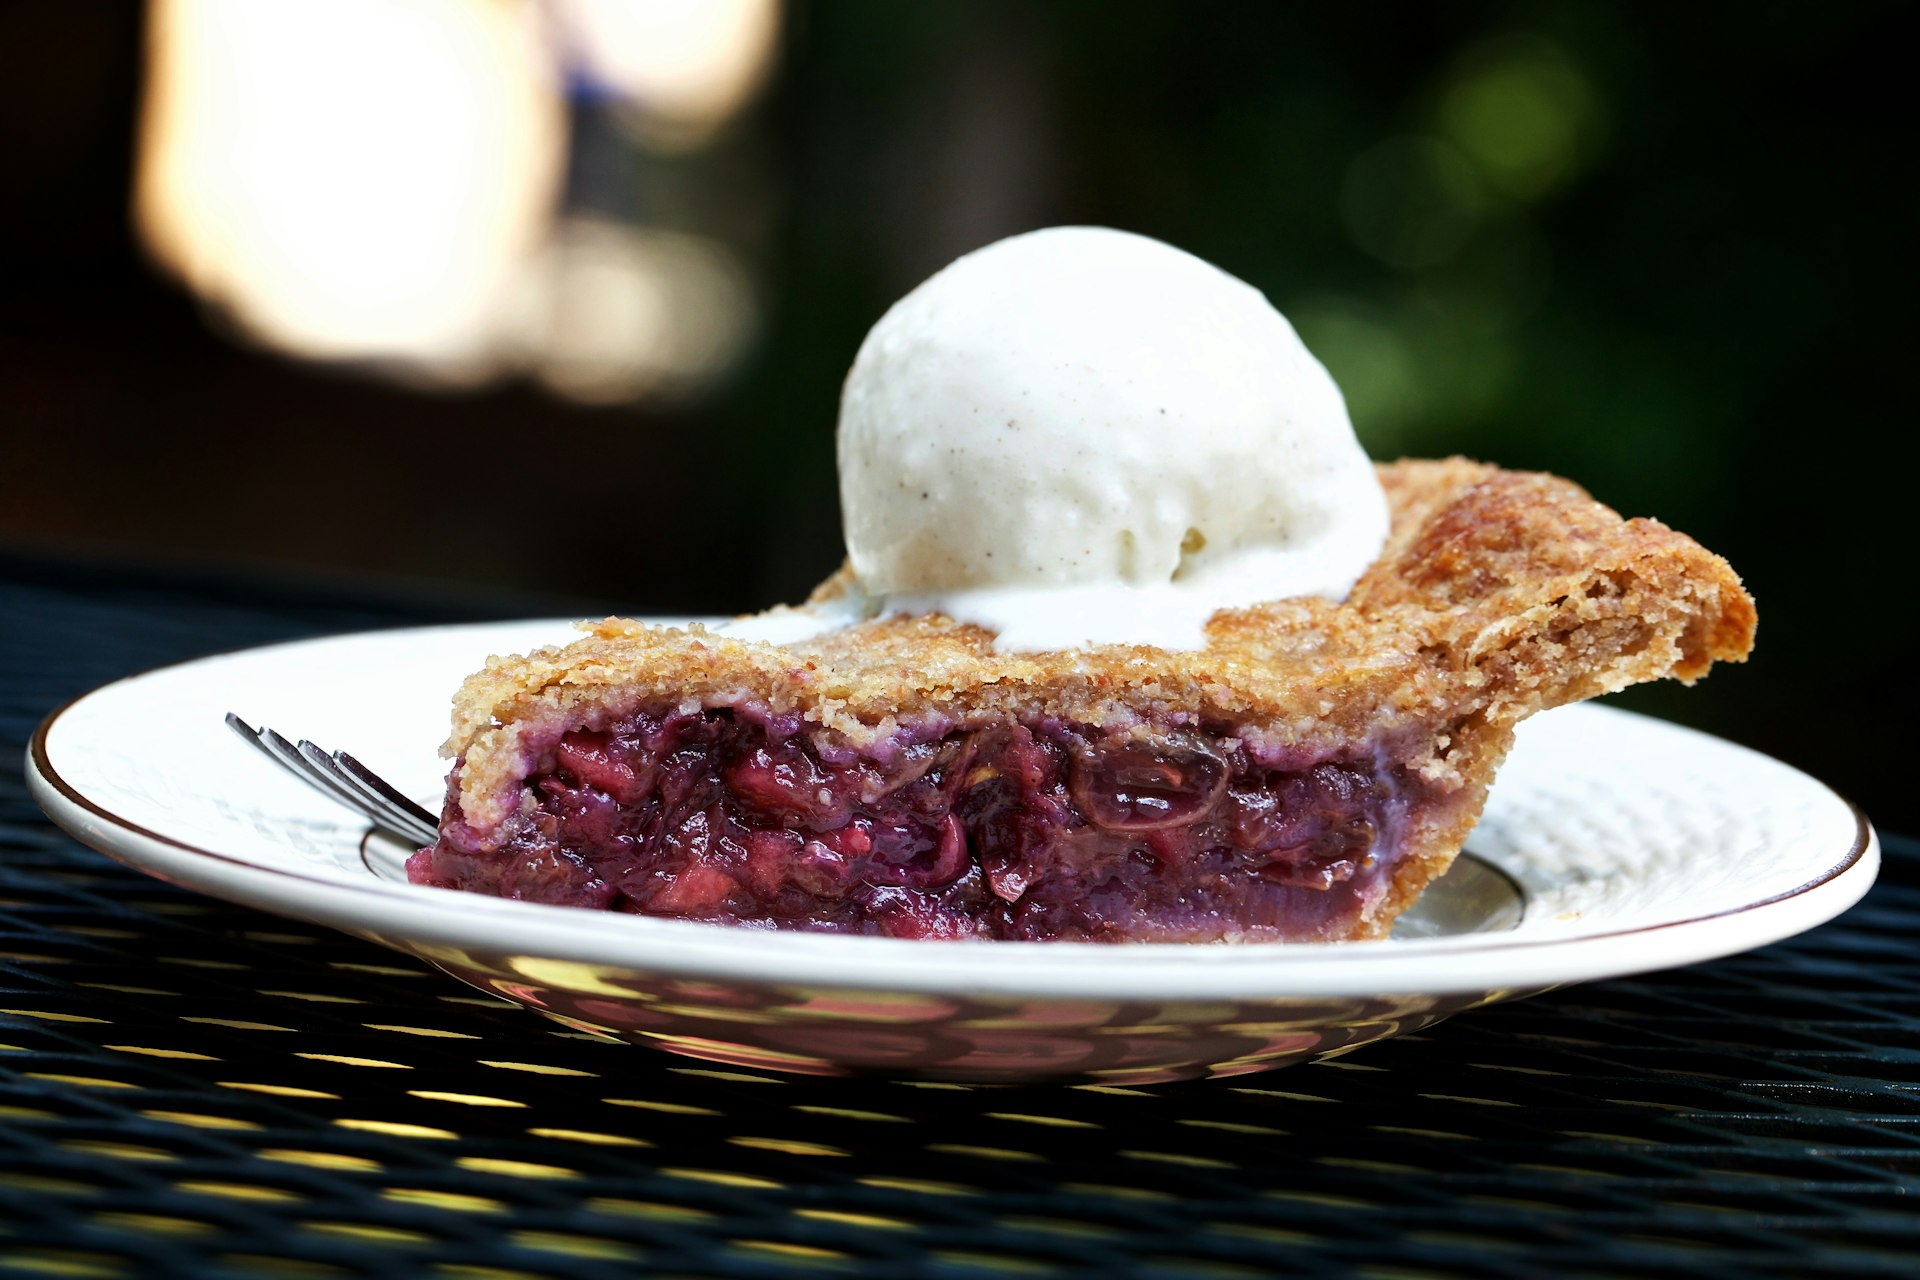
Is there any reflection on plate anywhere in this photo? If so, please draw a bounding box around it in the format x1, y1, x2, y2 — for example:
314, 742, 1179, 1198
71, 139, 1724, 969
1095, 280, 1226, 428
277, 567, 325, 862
30, 620, 1877, 1083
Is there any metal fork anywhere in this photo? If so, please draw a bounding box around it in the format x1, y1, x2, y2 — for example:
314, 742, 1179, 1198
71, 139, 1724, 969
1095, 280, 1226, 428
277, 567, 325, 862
225, 713, 440, 847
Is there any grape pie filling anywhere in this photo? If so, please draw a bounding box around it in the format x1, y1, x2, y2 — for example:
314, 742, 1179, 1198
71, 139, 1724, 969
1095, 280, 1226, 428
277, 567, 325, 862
408, 705, 1430, 942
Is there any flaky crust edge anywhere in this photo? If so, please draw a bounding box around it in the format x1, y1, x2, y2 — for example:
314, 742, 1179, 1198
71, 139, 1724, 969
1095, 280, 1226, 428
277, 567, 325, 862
440, 458, 1755, 938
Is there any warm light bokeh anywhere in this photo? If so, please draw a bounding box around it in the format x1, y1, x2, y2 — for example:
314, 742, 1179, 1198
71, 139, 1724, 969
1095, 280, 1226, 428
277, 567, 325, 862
134, 0, 776, 399
135, 0, 565, 375
555, 0, 781, 150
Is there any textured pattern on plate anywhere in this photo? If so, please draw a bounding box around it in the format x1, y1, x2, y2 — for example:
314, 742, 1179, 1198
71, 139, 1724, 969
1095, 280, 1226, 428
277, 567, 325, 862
1477, 709, 1824, 928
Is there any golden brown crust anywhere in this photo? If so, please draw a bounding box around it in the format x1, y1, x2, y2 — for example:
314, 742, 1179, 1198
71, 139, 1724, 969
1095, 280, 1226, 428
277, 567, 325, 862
443, 458, 1755, 934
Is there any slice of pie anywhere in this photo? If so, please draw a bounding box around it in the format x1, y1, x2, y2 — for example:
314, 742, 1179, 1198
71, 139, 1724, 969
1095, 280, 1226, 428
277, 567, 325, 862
407, 458, 1755, 942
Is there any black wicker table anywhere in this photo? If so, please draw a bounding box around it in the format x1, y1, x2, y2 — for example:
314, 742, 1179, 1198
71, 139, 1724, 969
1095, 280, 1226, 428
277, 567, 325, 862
3, 554, 1914, 1279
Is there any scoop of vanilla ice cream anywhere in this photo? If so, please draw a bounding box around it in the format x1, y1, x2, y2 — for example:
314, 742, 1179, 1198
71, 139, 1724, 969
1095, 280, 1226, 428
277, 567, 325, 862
835, 226, 1388, 652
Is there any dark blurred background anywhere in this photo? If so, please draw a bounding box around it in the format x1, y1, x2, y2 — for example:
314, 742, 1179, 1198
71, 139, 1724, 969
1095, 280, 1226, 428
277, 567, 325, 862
2, 1, 1910, 821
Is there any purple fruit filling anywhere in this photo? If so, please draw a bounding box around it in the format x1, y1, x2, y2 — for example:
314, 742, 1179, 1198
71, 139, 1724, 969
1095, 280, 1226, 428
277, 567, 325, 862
408, 707, 1418, 941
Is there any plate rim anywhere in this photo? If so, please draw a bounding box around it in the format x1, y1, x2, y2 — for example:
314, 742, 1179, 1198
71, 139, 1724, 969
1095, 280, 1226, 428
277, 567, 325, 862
25, 620, 1880, 1001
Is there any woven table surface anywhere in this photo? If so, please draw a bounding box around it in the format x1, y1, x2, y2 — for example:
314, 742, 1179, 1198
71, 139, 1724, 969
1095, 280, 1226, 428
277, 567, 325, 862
3, 556, 1915, 1279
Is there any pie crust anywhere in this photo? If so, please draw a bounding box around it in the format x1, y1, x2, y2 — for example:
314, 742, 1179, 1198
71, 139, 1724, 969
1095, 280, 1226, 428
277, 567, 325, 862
408, 458, 1755, 942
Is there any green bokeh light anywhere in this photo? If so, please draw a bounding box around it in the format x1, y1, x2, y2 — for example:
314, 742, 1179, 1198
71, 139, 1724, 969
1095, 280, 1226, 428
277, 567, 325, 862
1437, 34, 1601, 201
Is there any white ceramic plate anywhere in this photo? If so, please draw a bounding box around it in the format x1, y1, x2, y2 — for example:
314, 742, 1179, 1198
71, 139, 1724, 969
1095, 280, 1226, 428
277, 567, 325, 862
28, 620, 1876, 1084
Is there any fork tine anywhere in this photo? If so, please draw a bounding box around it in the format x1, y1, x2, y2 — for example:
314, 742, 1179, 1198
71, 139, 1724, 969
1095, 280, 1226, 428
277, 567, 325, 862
336, 752, 441, 837
266, 728, 369, 816
227, 713, 438, 847
226, 713, 355, 810
226, 712, 288, 768
295, 740, 439, 848
305, 745, 439, 846
329, 776, 438, 848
